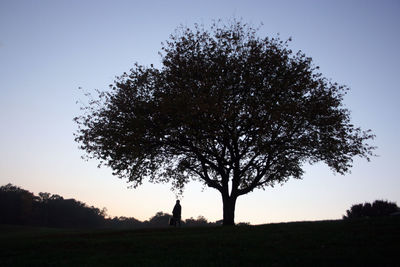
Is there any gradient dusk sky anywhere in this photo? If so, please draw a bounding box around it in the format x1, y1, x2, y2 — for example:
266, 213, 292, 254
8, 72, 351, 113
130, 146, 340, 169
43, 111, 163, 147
1, 0, 399, 224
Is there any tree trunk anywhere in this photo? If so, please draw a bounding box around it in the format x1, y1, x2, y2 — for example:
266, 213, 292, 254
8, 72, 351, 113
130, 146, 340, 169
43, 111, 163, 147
222, 195, 237, 226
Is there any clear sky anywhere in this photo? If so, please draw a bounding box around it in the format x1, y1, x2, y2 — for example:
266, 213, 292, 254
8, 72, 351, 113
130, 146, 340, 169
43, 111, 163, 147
1, 0, 399, 225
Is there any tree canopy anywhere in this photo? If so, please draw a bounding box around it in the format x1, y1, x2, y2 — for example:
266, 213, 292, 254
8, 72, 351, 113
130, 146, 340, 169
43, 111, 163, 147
0, 183, 106, 228
343, 200, 399, 219
74, 20, 375, 225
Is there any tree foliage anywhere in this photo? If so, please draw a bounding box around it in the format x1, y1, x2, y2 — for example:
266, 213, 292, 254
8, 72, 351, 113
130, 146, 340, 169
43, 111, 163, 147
343, 200, 399, 219
0, 184, 106, 228
74, 20, 375, 225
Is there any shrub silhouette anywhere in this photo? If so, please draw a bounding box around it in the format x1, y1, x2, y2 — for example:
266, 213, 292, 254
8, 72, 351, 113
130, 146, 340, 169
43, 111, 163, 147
343, 200, 399, 219
185, 216, 209, 227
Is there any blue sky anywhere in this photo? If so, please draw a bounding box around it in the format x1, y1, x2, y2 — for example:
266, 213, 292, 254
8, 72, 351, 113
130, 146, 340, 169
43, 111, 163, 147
0, 0, 399, 224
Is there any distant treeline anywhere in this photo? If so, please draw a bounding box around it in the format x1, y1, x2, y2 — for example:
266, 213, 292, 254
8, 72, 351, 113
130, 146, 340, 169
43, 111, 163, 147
0, 184, 247, 228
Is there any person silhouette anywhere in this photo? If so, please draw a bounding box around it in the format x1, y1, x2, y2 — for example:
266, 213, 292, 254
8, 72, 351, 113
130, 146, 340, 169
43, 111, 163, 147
172, 200, 181, 227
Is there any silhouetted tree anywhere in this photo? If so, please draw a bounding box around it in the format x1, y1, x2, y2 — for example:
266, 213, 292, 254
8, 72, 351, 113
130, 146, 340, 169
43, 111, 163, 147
74, 19, 375, 225
0, 184, 109, 228
0, 184, 35, 225
146, 211, 172, 227
185, 215, 210, 227
106, 216, 142, 229
236, 222, 250, 226
42, 196, 105, 228
343, 200, 399, 219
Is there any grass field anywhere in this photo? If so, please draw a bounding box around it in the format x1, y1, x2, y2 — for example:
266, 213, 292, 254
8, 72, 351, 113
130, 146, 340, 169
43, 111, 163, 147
1, 217, 399, 266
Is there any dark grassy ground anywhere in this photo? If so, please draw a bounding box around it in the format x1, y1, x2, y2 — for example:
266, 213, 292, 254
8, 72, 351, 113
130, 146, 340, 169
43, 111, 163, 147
1, 217, 399, 266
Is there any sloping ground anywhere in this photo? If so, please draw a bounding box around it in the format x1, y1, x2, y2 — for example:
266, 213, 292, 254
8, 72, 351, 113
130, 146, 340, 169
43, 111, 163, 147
1, 217, 399, 266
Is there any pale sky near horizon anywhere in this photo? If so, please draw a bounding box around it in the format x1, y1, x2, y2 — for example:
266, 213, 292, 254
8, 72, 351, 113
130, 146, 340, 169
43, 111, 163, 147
1, 0, 399, 225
